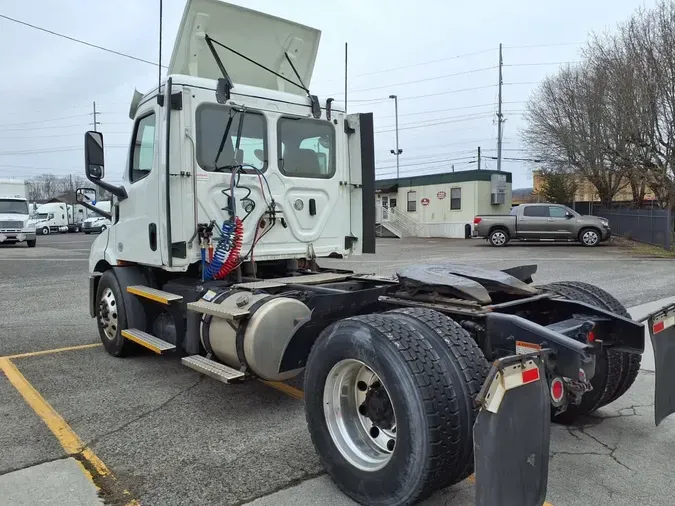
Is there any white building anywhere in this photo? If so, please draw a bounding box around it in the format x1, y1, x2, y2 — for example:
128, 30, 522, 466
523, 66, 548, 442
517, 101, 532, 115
375, 169, 512, 239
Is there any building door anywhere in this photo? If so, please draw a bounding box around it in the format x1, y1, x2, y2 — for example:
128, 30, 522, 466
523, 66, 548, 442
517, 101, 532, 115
382, 196, 389, 220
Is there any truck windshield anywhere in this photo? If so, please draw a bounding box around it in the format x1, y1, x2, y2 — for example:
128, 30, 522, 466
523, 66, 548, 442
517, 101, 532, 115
36, 213, 49, 220
0, 199, 28, 215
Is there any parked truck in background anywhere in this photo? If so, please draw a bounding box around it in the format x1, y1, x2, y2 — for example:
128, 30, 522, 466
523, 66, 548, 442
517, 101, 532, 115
0, 179, 37, 247
30, 202, 70, 235
473, 203, 612, 247
82, 200, 111, 234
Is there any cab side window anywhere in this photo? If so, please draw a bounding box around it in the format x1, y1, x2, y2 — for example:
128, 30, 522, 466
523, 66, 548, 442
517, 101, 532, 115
130, 113, 156, 183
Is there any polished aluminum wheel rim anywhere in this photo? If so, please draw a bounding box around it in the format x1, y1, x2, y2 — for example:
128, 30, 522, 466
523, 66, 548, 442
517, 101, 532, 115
492, 231, 506, 245
582, 230, 598, 246
99, 287, 118, 340
323, 359, 397, 472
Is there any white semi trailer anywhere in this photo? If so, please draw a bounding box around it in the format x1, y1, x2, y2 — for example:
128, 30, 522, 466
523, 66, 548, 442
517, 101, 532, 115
0, 179, 36, 247
77, 2, 675, 505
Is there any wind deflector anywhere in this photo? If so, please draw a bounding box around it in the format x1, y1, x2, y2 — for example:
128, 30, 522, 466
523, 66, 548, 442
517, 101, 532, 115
168, 0, 321, 96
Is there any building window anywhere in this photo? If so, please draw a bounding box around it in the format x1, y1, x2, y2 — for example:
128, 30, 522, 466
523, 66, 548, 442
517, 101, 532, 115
450, 187, 461, 210
407, 190, 416, 212
390, 198, 397, 208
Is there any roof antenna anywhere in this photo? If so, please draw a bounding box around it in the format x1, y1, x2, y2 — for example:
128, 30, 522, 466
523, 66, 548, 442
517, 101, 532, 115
157, 0, 164, 106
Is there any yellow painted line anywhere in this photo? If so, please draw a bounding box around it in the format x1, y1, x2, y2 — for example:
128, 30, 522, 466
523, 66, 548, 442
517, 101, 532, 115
126, 286, 171, 305
3, 343, 102, 360
259, 380, 304, 400
121, 330, 162, 354
0, 357, 136, 502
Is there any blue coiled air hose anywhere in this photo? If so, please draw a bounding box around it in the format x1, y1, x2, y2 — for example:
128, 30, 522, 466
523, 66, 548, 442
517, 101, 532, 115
204, 221, 235, 280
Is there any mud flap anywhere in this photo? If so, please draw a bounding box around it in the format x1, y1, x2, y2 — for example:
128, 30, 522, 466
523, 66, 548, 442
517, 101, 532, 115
474, 352, 550, 506
645, 303, 675, 426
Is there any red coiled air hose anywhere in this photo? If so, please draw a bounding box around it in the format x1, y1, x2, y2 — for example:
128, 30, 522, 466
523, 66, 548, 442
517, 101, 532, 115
215, 216, 243, 279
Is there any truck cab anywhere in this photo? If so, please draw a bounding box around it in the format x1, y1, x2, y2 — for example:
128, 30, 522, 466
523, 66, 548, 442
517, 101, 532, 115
81, 0, 374, 275
30, 202, 69, 235
0, 179, 37, 247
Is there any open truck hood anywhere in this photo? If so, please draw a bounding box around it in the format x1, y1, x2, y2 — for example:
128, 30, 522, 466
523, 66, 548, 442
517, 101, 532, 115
168, 0, 321, 96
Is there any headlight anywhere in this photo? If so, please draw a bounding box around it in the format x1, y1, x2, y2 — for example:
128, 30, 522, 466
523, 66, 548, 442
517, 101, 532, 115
599, 218, 609, 226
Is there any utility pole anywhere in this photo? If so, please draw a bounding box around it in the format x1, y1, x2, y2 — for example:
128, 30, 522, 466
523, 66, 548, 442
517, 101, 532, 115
91, 101, 100, 131
496, 43, 504, 172
389, 94, 402, 179
478, 146, 481, 170
451, 164, 455, 173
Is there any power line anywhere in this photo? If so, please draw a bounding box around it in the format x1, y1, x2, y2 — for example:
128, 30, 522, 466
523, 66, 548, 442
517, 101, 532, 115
376, 114, 494, 133
504, 61, 581, 67
0, 132, 129, 140
376, 111, 497, 130
0, 145, 127, 156
314, 48, 496, 87
377, 156, 476, 170
329, 66, 498, 95
0, 114, 91, 128
0, 14, 165, 67
503, 42, 582, 49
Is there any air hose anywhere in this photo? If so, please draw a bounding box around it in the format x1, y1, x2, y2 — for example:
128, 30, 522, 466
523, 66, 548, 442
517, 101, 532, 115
204, 216, 243, 280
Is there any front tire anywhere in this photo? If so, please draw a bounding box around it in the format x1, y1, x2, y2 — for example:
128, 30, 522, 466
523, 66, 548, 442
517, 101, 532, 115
488, 228, 509, 247
579, 227, 600, 247
40, 226, 49, 235
95, 270, 134, 357
304, 313, 466, 505
27, 239, 36, 248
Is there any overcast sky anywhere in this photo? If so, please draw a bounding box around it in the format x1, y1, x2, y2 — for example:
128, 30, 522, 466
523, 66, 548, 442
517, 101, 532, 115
0, 0, 659, 189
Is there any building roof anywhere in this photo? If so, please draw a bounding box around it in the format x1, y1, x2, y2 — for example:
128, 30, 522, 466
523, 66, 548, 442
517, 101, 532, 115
375, 169, 512, 191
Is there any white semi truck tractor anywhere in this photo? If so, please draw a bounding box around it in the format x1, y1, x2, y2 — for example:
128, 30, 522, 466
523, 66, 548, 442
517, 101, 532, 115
0, 179, 37, 247
77, 2, 675, 505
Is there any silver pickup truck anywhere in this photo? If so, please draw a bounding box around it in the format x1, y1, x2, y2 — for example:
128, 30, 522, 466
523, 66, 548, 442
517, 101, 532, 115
473, 203, 611, 247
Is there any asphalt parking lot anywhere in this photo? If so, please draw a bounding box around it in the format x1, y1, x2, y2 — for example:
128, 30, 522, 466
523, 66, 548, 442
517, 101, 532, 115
2, 234, 675, 505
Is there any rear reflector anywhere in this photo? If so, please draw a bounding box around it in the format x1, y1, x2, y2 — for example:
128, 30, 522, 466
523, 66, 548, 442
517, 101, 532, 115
550, 377, 565, 403
587, 330, 596, 343
474, 217, 482, 224
653, 316, 675, 334
522, 367, 540, 385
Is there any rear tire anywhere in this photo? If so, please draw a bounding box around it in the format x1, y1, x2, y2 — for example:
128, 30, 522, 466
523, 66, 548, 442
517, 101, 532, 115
95, 270, 134, 357
539, 282, 629, 423
304, 313, 467, 505
543, 281, 640, 404
488, 228, 509, 247
385, 307, 489, 486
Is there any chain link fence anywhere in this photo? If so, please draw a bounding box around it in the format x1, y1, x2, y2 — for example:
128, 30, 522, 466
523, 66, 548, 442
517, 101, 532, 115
567, 202, 673, 250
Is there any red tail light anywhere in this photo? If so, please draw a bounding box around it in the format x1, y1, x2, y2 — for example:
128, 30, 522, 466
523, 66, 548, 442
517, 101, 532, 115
588, 330, 596, 343
473, 217, 482, 224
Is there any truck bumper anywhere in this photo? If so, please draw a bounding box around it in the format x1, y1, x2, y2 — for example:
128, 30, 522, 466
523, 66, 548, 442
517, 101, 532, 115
601, 227, 612, 240
0, 231, 36, 243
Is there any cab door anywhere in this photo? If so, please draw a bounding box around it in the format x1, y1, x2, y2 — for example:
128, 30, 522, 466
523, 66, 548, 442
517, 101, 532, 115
112, 103, 163, 266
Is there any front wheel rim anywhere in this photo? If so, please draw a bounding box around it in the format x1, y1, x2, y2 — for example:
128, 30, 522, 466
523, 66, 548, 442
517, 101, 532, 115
323, 359, 397, 472
98, 287, 119, 340
583, 231, 598, 245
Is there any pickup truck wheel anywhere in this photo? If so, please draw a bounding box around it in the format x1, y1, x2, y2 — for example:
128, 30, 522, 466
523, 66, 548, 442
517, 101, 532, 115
539, 282, 625, 424
579, 228, 600, 247
386, 307, 489, 486
304, 313, 463, 505
488, 229, 509, 247
95, 270, 134, 357
543, 281, 640, 405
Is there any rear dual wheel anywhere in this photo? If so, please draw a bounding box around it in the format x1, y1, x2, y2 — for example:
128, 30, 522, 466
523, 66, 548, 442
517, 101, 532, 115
540, 281, 640, 423
303, 309, 489, 505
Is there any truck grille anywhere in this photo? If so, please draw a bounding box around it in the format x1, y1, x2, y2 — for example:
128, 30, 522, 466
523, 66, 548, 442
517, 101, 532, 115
0, 221, 22, 229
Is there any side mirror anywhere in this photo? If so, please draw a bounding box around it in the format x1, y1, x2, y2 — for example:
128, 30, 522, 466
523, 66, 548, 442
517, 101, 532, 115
84, 131, 105, 180
565, 212, 574, 219
76, 187, 97, 205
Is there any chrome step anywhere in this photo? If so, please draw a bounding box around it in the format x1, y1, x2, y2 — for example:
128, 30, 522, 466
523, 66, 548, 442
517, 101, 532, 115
186, 300, 249, 320
182, 355, 245, 383
234, 272, 352, 290
127, 285, 183, 304
121, 328, 176, 354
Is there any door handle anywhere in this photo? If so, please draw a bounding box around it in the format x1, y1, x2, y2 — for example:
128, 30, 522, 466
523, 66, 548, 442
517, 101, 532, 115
148, 223, 157, 251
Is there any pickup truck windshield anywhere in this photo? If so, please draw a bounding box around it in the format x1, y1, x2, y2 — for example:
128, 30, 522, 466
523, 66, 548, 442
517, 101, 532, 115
0, 199, 28, 215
